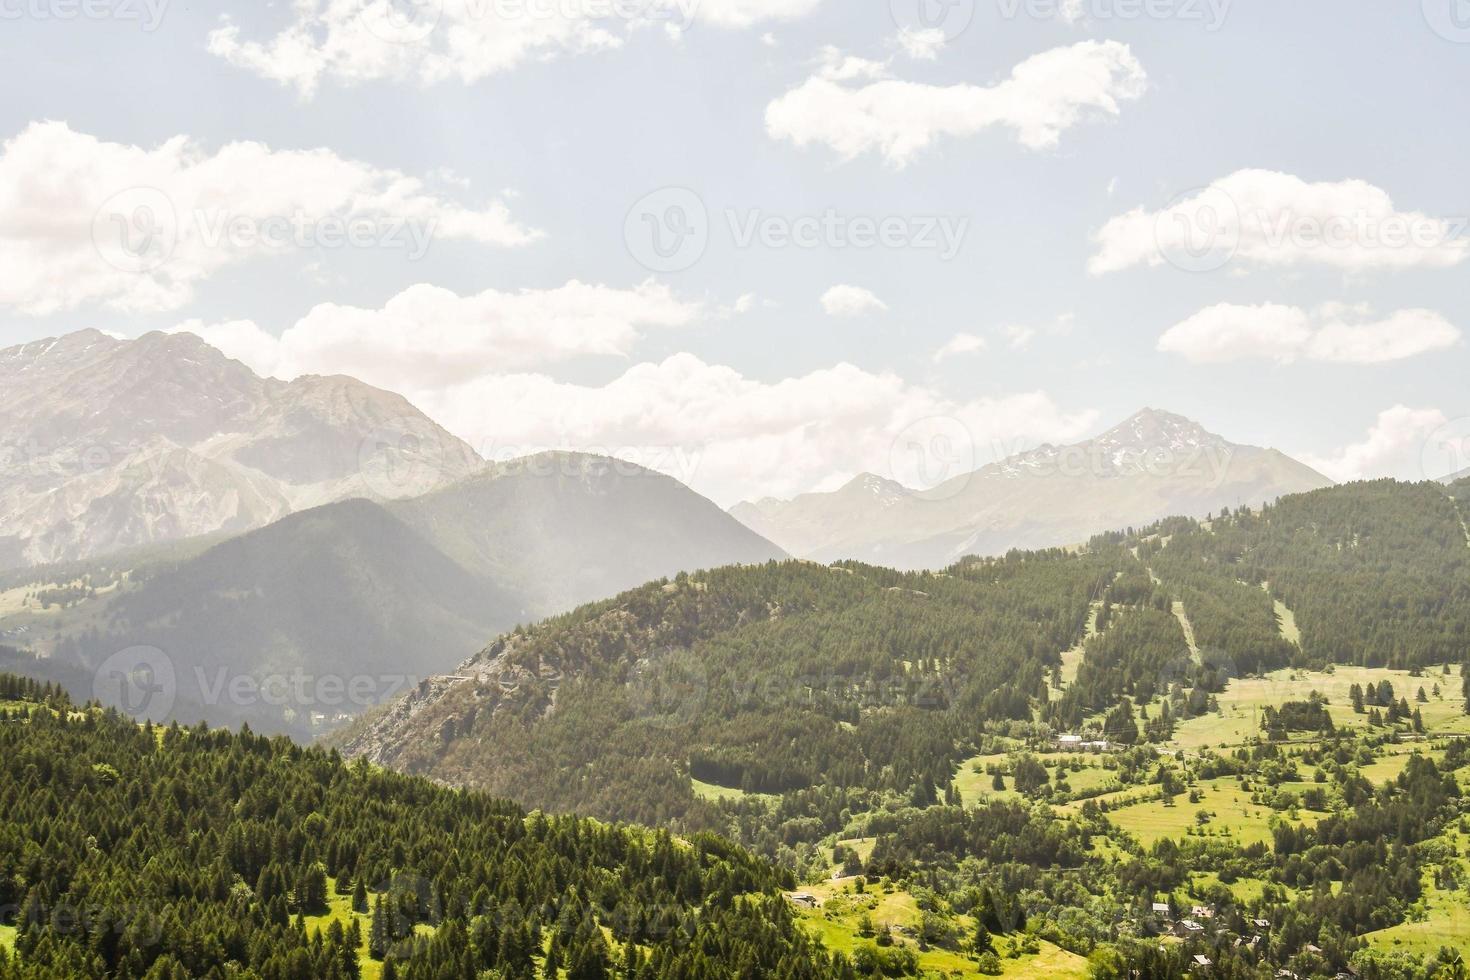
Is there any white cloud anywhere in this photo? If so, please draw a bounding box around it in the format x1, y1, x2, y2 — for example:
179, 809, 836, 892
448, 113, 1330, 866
1004, 325, 1038, 351
895, 28, 946, 61
810, 46, 889, 83
209, 0, 822, 97
765, 40, 1147, 167
932, 332, 987, 362
696, 0, 823, 28
171, 279, 698, 390
1158, 303, 1461, 365
1002, 312, 1073, 351
417, 354, 1098, 503
171, 304, 1094, 504
1158, 303, 1313, 364
1307, 307, 1462, 364
1300, 406, 1447, 483
820, 284, 888, 317
0, 121, 536, 315
1090, 169, 1470, 275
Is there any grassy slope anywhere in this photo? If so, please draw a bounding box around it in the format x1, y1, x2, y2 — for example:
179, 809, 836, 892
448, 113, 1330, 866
1106, 776, 1325, 849
1057, 600, 1103, 689
1170, 665, 1470, 753
302, 882, 382, 980
1367, 828, 1470, 956
793, 879, 1089, 980
690, 777, 776, 804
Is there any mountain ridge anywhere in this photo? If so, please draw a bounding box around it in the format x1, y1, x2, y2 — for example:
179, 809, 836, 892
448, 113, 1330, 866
731, 408, 1332, 569
1, 449, 787, 736
0, 328, 482, 569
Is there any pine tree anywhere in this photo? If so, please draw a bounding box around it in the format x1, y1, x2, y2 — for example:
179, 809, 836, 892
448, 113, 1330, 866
973, 920, 993, 955
352, 876, 368, 914
369, 895, 389, 960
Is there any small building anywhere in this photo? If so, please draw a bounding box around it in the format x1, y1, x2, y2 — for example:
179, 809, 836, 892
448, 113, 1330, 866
785, 893, 818, 909
1056, 733, 1115, 752
1193, 955, 1213, 968
1253, 918, 1271, 930
1191, 905, 1215, 919
1177, 919, 1205, 936
1152, 902, 1172, 918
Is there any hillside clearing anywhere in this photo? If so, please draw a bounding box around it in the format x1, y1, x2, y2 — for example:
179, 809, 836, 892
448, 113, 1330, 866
1106, 776, 1325, 849
794, 879, 1088, 980
1169, 665, 1470, 752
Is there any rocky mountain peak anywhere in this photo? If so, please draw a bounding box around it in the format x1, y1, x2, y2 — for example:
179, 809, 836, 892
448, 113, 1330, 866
1093, 408, 1229, 454
0, 328, 481, 569
839, 473, 911, 504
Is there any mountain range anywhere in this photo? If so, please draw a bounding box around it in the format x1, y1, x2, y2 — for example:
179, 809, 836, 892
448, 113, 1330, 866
0, 328, 481, 569
0, 329, 1346, 735
0, 452, 783, 736
731, 408, 1333, 569
0, 330, 786, 734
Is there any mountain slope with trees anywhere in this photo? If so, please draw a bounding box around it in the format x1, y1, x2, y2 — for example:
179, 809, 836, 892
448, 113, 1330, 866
0, 682, 849, 979
341, 478, 1470, 835
0, 455, 784, 737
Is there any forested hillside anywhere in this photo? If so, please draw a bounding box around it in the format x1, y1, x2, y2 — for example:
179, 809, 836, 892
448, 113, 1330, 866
335, 554, 1113, 827
342, 480, 1469, 831
329, 479, 1470, 977
10, 481, 1462, 978
0, 682, 849, 979
1132, 480, 1470, 669
0, 453, 784, 737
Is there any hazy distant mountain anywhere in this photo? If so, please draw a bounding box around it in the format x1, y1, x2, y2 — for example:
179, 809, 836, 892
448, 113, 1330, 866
4, 499, 513, 736
0, 329, 480, 569
731, 409, 1333, 570
389, 451, 787, 615
1441, 467, 1470, 485
3, 453, 784, 737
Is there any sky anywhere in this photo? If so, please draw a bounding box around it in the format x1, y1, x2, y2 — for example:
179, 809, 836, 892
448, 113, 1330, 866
1, 0, 1468, 505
